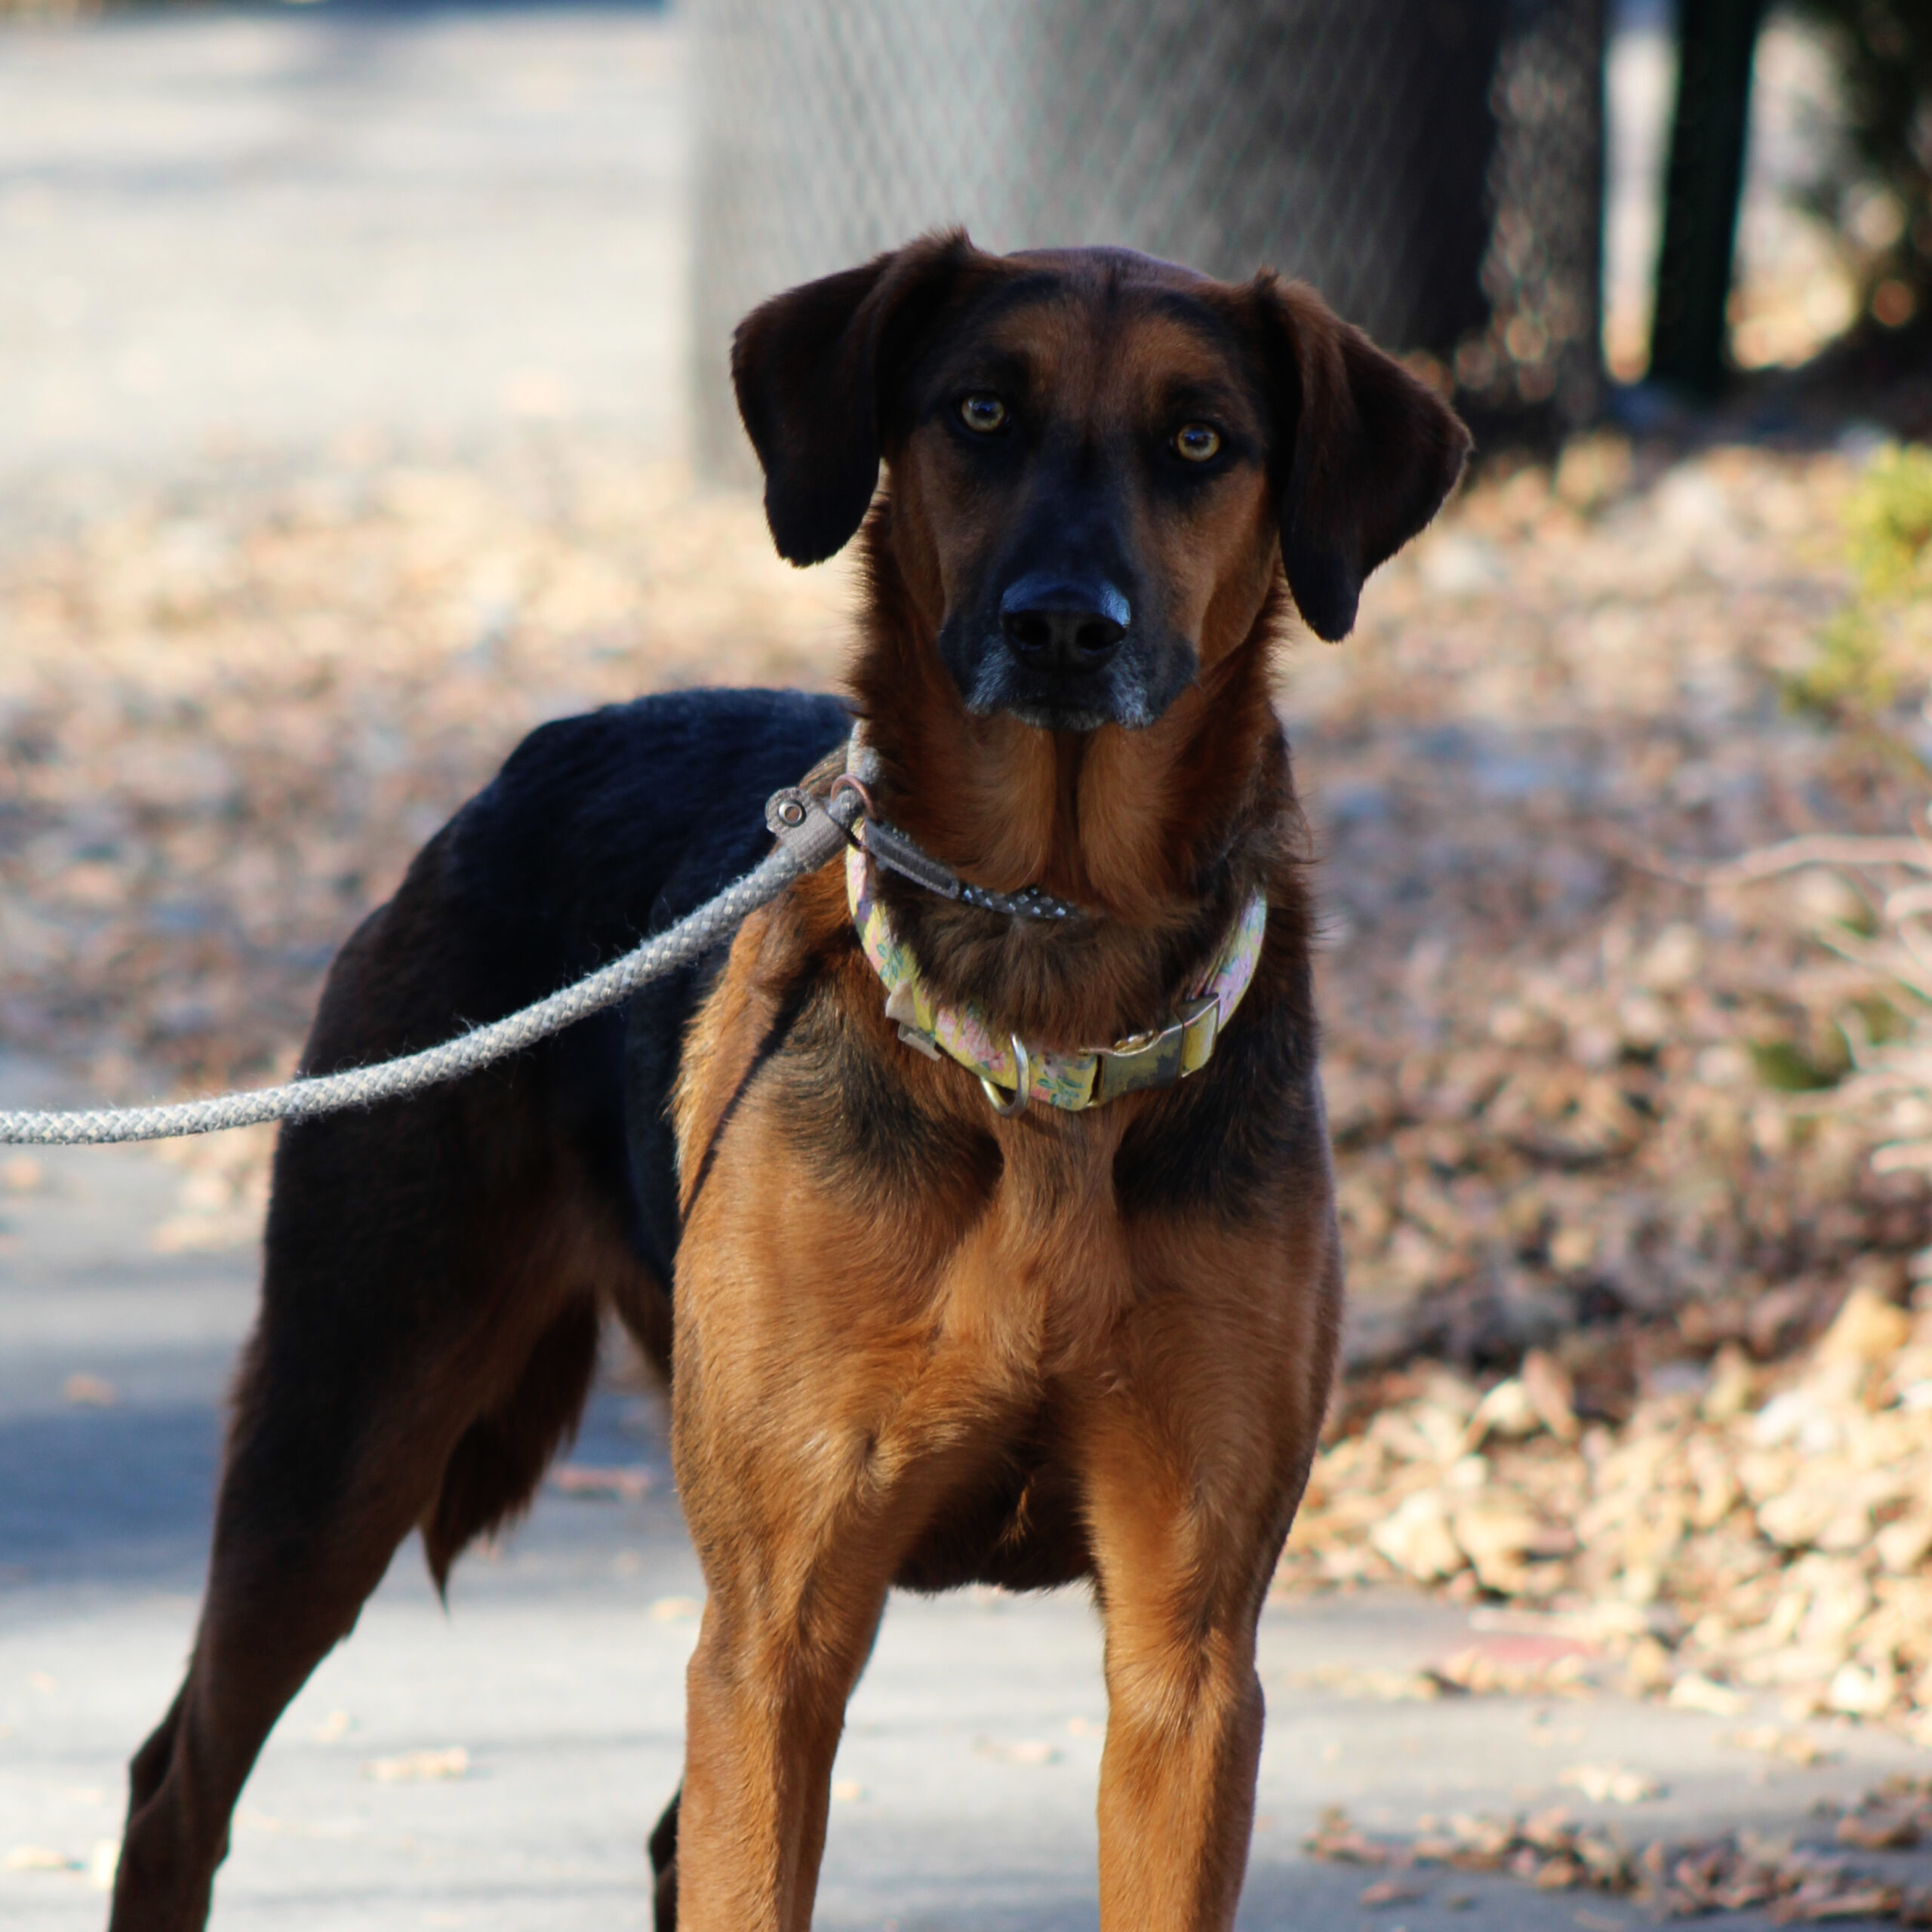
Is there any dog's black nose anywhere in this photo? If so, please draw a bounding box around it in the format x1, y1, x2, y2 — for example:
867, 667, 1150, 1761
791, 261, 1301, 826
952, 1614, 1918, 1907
999, 574, 1130, 672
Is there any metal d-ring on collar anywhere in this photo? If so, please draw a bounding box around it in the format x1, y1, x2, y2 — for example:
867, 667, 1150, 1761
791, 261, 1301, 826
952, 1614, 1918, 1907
980, 1036, 1031, 1118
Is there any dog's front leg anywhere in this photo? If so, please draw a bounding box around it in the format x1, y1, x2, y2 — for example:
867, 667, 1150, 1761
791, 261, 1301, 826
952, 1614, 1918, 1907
1076, 1229, 1337, 1932
668, 1258, 1014, 1932
1084, 1419, 1272, 1932
667, 1244, 965, 1932
675, 1552, 885, 1932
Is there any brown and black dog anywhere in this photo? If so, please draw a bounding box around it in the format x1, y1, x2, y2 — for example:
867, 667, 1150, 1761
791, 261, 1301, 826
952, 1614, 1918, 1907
109, 232, 1467, 1932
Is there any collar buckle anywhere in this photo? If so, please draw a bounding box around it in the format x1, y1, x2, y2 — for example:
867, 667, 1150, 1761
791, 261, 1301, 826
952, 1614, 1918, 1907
1091, 995, 1220, 1106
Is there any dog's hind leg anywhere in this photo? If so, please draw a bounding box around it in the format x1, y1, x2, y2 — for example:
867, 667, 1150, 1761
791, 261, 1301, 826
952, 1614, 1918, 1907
648, 1786, 681, 1932
107, 1074, 647, 1932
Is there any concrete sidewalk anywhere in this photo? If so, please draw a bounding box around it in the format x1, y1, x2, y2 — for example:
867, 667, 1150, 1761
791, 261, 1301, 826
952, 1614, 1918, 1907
0, 3, 687, 515
4, 1043, 1931, 1930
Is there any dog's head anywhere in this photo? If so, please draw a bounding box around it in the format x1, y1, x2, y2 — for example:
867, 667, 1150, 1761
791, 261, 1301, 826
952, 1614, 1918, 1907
733, 232, 1469, 734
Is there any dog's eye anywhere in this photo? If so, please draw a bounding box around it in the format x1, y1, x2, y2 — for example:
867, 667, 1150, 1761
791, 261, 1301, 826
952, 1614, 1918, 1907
959, 395, 1008, 434
1174, 423, 1222, 463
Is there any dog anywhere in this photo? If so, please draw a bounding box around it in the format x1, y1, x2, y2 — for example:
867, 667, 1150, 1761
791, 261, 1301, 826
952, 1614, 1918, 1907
109, 231, 1468, 1932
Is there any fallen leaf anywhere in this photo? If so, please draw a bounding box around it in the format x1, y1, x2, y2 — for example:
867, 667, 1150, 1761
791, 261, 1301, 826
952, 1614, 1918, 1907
1558, 1764, 1663, 1804
1522, 1349, 1580, 1440
974, 1739, 1060, 1766
1814, 1286, 1911, 1372
1724, 1726, 1836, 1767
1667, 1674, 1746, 1718
5, 1846, 78, 1872
362, 1746, 468, 1783
549, 1464, 654, 1501
1371, 1490, 1466, 1583
1837, 1808, 1921, 1851
1359, 1878, 1423, 1906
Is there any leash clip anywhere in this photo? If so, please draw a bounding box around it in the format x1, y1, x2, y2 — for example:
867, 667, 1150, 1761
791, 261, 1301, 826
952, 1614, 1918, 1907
765, 787, 857, 871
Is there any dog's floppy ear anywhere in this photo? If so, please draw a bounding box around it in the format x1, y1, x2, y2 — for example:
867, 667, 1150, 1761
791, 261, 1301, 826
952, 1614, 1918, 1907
1252, 276, 1472, 642
732, 230, 979, 566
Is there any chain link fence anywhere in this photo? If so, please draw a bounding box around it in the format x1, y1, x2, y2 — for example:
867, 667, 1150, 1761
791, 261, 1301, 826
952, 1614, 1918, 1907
692, 0, 1604, 479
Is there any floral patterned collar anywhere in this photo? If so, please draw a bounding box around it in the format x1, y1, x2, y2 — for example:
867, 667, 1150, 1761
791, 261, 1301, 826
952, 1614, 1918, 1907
845, 837, 1267, 1116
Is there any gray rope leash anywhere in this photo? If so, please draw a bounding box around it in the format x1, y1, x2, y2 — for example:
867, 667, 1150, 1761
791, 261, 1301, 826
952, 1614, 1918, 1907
0, 786, 857, 1147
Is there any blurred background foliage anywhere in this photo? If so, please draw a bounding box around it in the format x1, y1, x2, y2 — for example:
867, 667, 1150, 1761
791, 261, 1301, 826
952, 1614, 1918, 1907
1790, 447, 1932, 735
1790, 0, 1932, 332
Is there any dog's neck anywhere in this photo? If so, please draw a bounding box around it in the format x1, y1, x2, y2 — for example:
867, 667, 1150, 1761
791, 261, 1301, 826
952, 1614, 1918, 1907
847, 520, 1285, 928
841, 517, 1294, 1051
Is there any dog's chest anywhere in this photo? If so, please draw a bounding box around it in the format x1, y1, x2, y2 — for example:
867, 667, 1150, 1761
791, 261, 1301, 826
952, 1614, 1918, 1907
777, 1003, 1135, 1347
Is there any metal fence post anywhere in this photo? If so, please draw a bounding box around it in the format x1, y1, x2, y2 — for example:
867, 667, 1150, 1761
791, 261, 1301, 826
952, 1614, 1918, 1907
1648, 0, 1767, 395
692, 0, 1607, 479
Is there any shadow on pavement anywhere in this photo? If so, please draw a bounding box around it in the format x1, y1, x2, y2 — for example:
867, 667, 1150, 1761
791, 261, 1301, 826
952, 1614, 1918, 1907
0, 1400, 220, 1589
